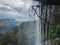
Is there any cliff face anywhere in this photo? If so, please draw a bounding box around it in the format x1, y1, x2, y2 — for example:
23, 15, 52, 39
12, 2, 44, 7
18, 20, 40, 45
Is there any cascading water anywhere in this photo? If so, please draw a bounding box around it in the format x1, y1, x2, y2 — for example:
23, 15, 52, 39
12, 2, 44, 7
18, 0, 42, 45
28, 7, 42, 45
35, 19, 42, 45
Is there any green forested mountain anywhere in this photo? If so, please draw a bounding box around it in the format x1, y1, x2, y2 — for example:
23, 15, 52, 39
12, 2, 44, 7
18, 21, 38, 45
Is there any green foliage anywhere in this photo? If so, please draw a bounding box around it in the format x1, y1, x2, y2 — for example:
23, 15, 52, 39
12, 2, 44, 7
0, 27, 18, 45
56, 24, 60, 37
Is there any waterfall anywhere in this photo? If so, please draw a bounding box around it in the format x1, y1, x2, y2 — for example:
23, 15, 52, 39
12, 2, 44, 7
35, 19, 42, 45
18, 1, 42, 45
28, 8, 42, 45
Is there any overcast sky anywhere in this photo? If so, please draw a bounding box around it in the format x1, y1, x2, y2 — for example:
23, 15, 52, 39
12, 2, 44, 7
0, 0, 34, 21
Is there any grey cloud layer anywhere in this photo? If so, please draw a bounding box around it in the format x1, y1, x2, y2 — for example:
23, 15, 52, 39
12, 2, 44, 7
0, 0, 33, 21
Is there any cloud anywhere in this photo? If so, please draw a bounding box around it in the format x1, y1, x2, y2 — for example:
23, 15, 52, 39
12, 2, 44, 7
0, 10, 25, 17
0, 0, 32, 10
0, 0, 35, 21
0, 9, 29, 20
0, 0, 33, 13
0, 4, 16, 12
0, 4, 12, 9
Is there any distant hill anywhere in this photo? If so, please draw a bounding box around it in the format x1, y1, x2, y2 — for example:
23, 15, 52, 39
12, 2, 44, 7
0, 19, 21, 33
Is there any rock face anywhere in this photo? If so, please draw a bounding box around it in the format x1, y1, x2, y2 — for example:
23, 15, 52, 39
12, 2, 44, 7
18, 20, 40, 45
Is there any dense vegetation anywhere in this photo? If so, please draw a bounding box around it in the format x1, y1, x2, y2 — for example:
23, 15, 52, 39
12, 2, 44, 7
0, 27, 18, 45
48, 7, 60, 45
